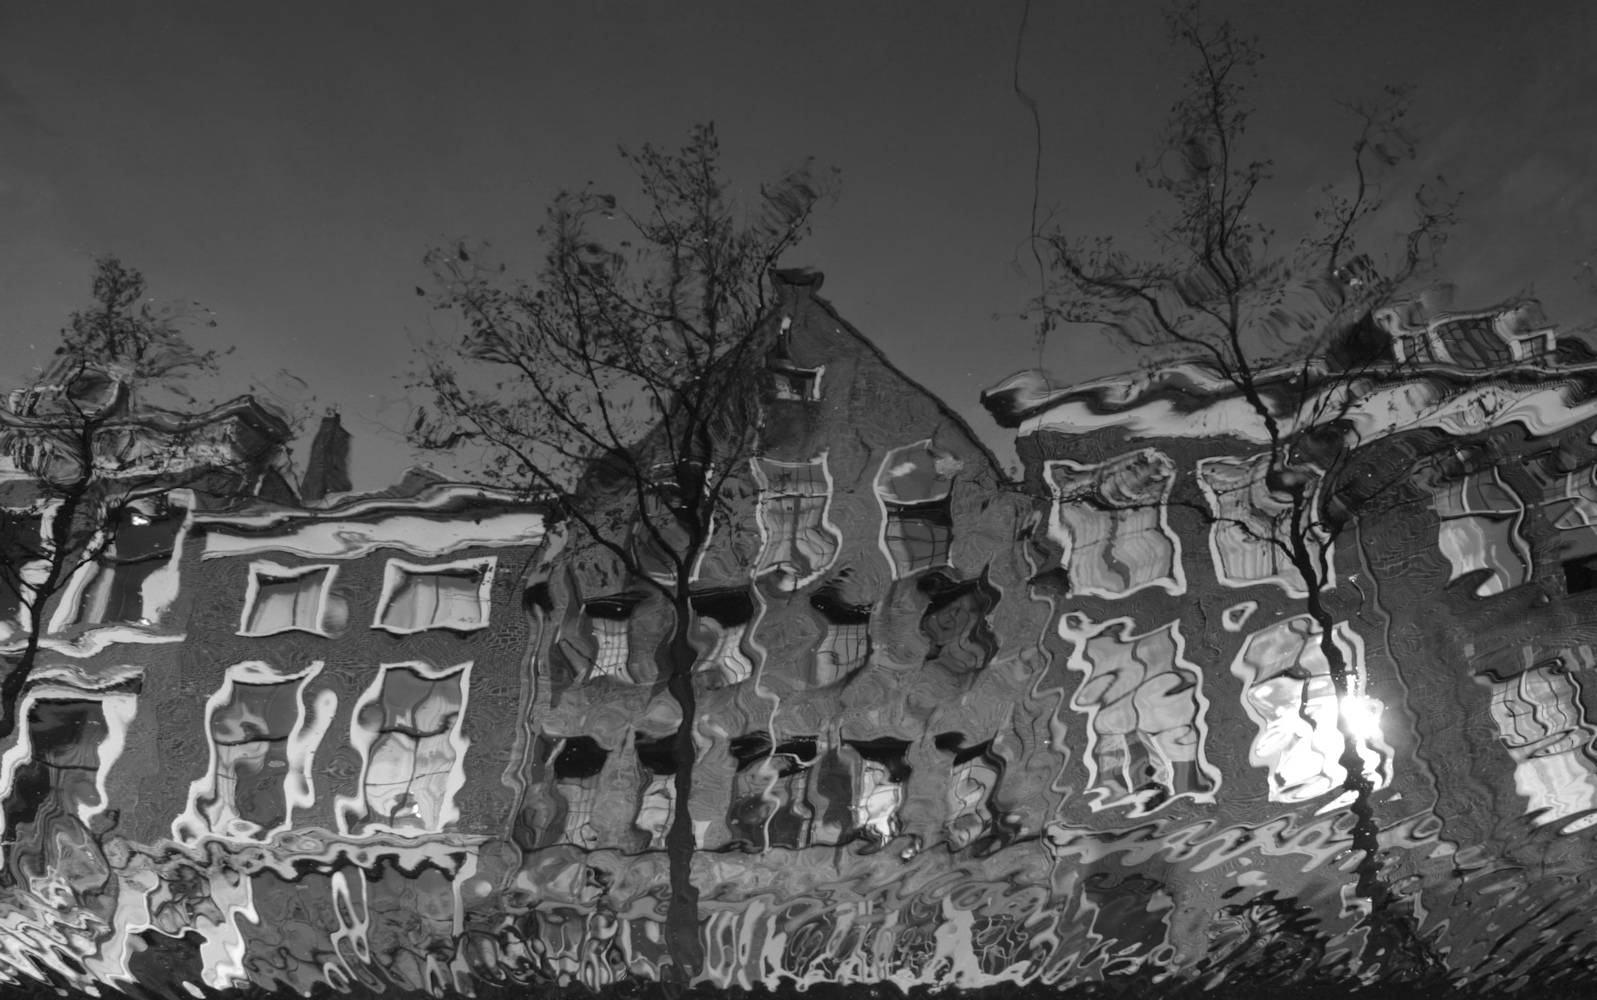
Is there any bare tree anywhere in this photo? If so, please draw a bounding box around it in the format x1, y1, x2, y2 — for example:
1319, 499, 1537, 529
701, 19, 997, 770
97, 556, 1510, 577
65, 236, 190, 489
0, 256, 293, 742
409, 123, 835, 985
1033, 1, 1457, 975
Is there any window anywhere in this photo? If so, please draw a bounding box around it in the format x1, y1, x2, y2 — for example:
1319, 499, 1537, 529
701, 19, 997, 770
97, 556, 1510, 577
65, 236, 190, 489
876, 442, 960, 578
753, 455, 841, 590
1059, 613, 1218, 815
0, 677, 136, 890
373, 556, 494, 633
1477, 661, 1597, 834
584, 596, 638, 682
692, 590, 754, 685
239, 562, 335, 636
1525, 459, 1597, 594
339, 662, 470, 836
551, 736, 608, 848
1047, 450, 1183, 599
936, 734, 1003, 851
1431, 467, 1529, 597
1197, 454, 1329, 596
634, 734, 677, 850
726, 733, 817, 851
919, 572, 1001, 676
770, 364, 823, 401
846, 739, 910, 844
178, 661, 329, 842
0, 511, 43, 639
1434, 316, 1513, 368
74, 502, 184, 626
1230, 617, 1389, 805
811, 590, 870, 685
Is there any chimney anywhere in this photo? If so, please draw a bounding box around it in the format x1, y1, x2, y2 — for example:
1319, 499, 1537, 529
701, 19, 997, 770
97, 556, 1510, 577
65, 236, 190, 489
301, 408, 352, 504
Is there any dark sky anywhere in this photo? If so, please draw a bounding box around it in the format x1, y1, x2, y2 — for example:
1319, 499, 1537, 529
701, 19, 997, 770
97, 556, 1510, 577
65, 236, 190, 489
2, 2, 1594, 489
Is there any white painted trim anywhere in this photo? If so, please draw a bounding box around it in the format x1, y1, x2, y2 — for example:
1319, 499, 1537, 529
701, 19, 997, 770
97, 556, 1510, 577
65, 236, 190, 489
172, 659, 333, 844
335, 659, 473, 837
236, 560, 339, 637
371, 555, 496, 635
202, 511, 544, 562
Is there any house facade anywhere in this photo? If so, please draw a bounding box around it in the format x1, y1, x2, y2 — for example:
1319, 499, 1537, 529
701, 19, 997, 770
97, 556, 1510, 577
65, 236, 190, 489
5, 287, 1597, 995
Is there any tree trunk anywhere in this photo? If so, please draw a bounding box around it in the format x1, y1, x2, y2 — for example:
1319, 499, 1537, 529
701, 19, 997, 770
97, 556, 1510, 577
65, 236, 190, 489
661, 601, 703, 990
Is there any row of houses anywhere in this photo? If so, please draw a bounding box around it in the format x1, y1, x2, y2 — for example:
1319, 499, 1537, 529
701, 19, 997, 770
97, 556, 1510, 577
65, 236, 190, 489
2, 272, 1596, 994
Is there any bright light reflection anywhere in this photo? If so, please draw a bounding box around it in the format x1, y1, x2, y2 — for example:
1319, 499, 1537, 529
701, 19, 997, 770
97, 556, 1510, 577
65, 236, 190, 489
1341, 695, 1383, 743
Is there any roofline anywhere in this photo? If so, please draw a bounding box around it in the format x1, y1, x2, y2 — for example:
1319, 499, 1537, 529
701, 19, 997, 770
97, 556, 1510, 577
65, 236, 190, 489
191, 481, 550, 528
778, 273, 1013, 482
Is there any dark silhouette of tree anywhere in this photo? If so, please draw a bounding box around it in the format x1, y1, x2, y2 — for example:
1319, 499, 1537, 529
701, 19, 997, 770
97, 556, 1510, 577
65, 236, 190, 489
409, 123, 835, 986
1032, 2, 1458, 979
0, 256, 295, 742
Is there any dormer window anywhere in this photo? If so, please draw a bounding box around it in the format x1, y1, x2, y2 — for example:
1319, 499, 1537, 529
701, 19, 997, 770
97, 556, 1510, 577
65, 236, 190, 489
239, 562, 336, 636
373, 556, 494, 634
770, 364, 823, 401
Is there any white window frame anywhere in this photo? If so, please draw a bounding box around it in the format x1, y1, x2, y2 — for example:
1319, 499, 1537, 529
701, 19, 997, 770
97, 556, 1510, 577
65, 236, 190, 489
770, 363, 825, 401
1058, 612, 1220, 816
372, 555, 496, 635
874, 440, 959, 580
1046, 449, 1185, 600
1196, 453, 1334, 598
237, 560, 339, 637
0, 665, 140, 859
751, 452, 842, 592
173, 659, 333, 844
335, 660, 473, 837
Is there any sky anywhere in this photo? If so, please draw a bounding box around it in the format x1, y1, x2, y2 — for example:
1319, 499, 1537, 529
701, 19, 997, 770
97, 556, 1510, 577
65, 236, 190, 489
1, 1, 1595, 489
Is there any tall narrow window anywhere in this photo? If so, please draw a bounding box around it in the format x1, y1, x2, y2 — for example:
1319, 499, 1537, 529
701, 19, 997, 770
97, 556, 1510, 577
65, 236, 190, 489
692, 590, 755, 685
583, 597, 638, 682
240, 562, 335, 636
919, 572, 1001, 677
726, 733, 817, 852
811, 590, 870, 685
552, 736, 608, 848
876, 442, 959, 578
1431, 467, 1529, 597
1059, 613, 1218, 815
847, 739, 910, 844
1, 700, 109, 888
1197, 454, 1328, 595
340, 662, 470, 836
1478, 661, 1597, 834
1047, 450, 1183, 599
634, 734, 676, 850
76, 503, 183, 626
374, 556, 494, 633
1230, 617, 1390, 805
936, 734, 1003, 851
753, 455, 841, 590
0, 511, 43, 638
179, 661, 326, 842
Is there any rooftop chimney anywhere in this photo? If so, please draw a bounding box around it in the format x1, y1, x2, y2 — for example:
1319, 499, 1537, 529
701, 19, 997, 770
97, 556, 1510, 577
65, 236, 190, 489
300, 408, 352, 504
